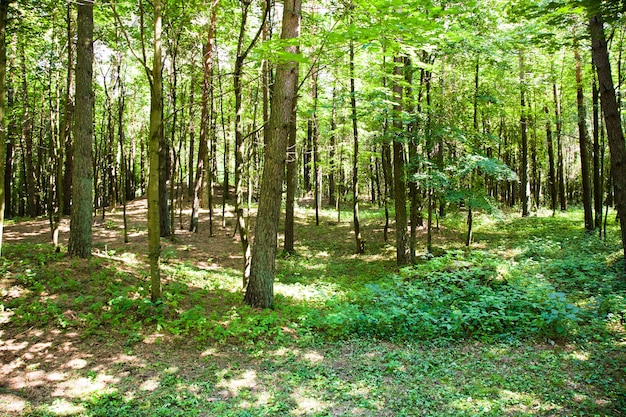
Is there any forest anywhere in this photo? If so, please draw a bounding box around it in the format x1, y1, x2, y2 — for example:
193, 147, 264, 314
0, 0, 625, 415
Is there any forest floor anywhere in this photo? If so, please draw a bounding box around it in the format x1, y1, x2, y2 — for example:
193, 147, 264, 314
1, 197, 625, 416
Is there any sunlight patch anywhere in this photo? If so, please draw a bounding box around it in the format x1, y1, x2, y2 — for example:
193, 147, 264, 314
290, 387, 328, 416
48, 398, 85, 415
64, 358, 88, 370
140, 377, 160, 391
303, 351, 324, 363
217, 369, 258, 396
0, 393, 27, 413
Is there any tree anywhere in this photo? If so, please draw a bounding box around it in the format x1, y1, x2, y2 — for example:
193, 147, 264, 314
588, 9, 626, 268
574, 44, 594, 232
68, 0, 94, 259
244, 0, 301, 309
392, 54, 410, 265
0, 0, 11, 257
148, 0, 163, 301
350, 39, 364, 255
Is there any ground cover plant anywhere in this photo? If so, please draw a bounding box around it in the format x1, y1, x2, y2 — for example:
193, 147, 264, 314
1, 202, 625, 416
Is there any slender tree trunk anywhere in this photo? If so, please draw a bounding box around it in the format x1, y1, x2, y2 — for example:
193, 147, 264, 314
575, 46, 594, 232
233, 0, 268, 288
187, 75, 195, 200
350, 40, 364, 255
328, 84, 336, 207
0, 0, 9, 256
68, 0, 94, 258
554, 83, 567, 211
519, 50, 530, 217
312, 65, 322, 226
61, 4, 73, 216
544, 105, 557, 214
190, 0, 217, 233
589, 12, 626, 267
19, 41, 38, 217
245, 0, 301, 309
284, 93, 298, 254
405, 56, 420, 262
592, 59, 603, 229
147, 0, 163, 301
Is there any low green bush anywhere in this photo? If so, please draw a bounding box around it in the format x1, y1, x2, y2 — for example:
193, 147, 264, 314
317, 251, 581, 341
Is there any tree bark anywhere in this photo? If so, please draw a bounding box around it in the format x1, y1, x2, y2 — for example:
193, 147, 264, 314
519, 50, 530, 217
0, 0, 9, 256
574, 46, 594, 232
544, 105, 557, 214
244, 0, 301, 309
190, 1, 217, 233
393, 54, 409, 265
554, 83, 567, 211
592, 59, 603, 229
147, 0, 163, 301
68, 0, 93, 258
350, 40, 364, 255
284, 100, 297, 254
589, 12, 626, 267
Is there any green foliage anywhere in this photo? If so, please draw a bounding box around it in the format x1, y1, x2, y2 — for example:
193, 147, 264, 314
317, 250, 581, 341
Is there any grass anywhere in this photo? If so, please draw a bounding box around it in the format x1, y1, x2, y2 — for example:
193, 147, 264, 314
0, 205, 625, 416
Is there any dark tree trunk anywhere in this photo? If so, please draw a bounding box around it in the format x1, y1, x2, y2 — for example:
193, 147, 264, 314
575, 46, 594, 232
328, 85, 336, 208
592, 59, 603, 229
589, 12, 626, 267
0, 0, 8, 255
245, 0, 301, 309
519, 50, 530, 217
392, 55, 409, 265
68, 0, 94, 258
554, 83, 567, 211
350, 41, 364, 255
544, 105, 557, 214
190, 0, 217, 233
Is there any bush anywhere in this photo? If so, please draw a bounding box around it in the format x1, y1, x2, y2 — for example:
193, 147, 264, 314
316, 251, 581, 342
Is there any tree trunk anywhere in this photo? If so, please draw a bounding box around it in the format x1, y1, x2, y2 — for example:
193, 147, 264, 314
592, 59, 603, 229
519, 50, 530, 217
0, 0, 9, 255
245, 0, 301, 309
544, 105, 557, 214
147, 0, 163, 301
393, 55, 409, 265
284, 100, 297, 254
350, 40, 364, 255
554, 83, 567, 211
19, 41, 38, 217
233, 0, 267, 288
589, 12, 626, 267
328, 84, 336, 208
68, 0, 93, 258
61, 4, 73, 216
312, 65, 322, 226
190, 0, 217, 233
575, 46, 594, 232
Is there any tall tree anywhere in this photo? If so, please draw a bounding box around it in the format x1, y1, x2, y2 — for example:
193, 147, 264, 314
190, 0, 218, 233
0, 0, 10, 256
233, 0, 268, 288
244, 0, 301, 309
589, 10, 626, 267
519, 50, 530, 217
392, 54, 409, 265
68, 0, 94, 258
574, 44, 594, 231
147, 0, 164, 301
350, 40, 364, 255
